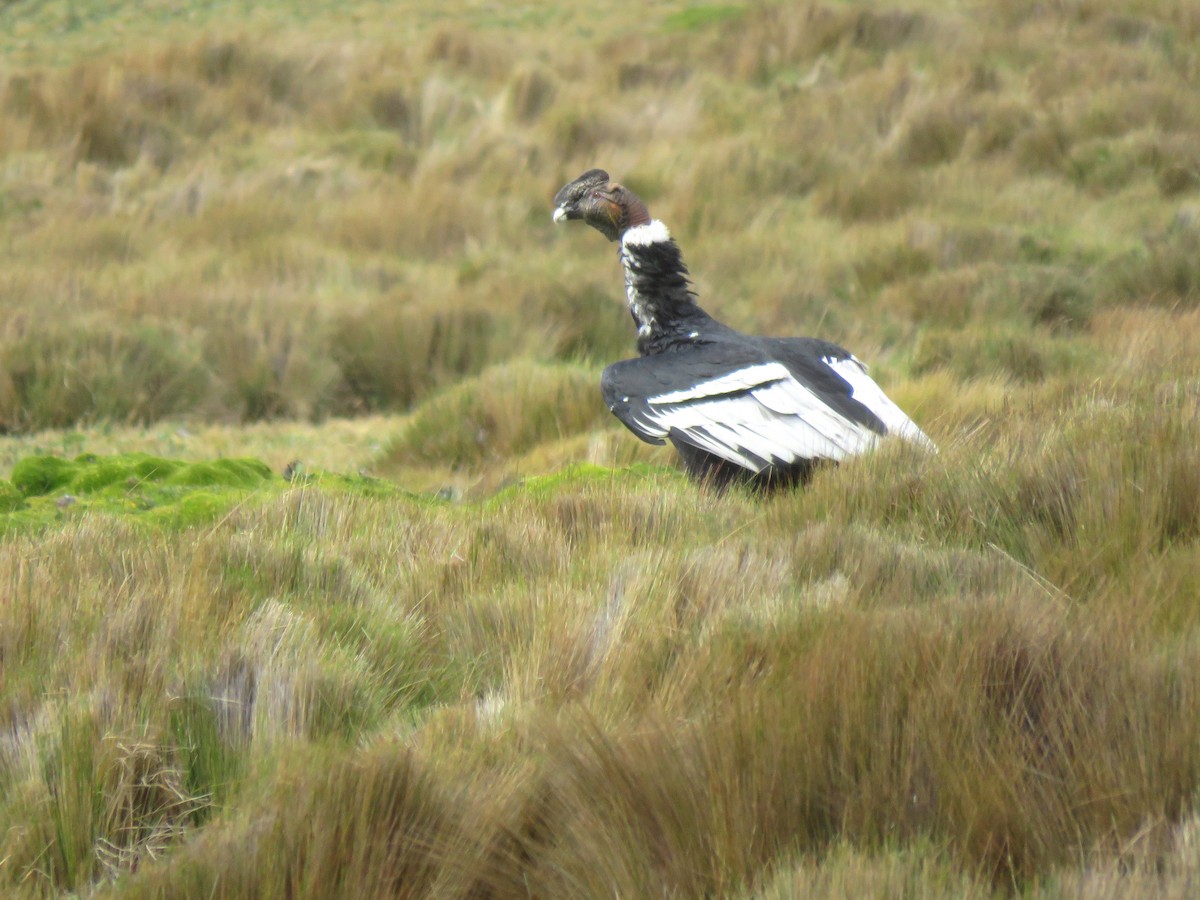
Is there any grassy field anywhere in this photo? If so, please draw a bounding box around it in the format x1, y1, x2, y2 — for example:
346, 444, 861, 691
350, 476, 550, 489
2, 0, 1200, 895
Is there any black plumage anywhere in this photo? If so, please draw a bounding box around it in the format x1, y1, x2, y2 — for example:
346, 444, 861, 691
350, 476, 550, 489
552, 169, 934, 488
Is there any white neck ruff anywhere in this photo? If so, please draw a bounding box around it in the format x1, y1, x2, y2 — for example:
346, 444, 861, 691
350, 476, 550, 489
621, 220, 672, 247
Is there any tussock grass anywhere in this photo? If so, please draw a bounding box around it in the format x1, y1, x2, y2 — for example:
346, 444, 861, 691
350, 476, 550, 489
2, 709, 208, 891
4, 0, 1200, 896
328, 297, 505, 413
39, 555, 1198, 896
382, 360, 609, 471
1, 431, 1199, 893
3, 0, 1199, 432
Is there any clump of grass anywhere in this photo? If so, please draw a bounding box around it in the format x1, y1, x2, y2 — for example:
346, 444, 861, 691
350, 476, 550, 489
322, 177, 481, 259
114, 743, 463, 899
716, 3, 930, 83
1066, 134, 1155, 194
1011, 115, 1073, 174
0, 320, 212, 432
788, 382, 1200, 601
684, 137, 828, 218
328, 296, 507, 413
531, 276, 637, 364
893, 100, 969, 167
1, 709, 208, 892
1154, 134, 1200, 196
817, 167, 925, 223
1106, 215, 1200, 306
174, 194, 306, 255
901, 263, 1093, 330
849, 8, 930, 54
187, 298, 343, 423
423, 26, 513, 81
878, 267, 982, 327
383, 360, 608, 470
910, 326, 1094, 382
840, 233, 934, 296
749, 839, 993, 898
506, 64, 556, 123
1031, 811, 1200, 898
1022, 269, 1093, 331
964, 97, 1036, 157
205, 600, 384, 743
167, 696, 244, 816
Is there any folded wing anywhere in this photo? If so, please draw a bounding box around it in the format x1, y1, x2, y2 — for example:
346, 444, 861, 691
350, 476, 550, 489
601, 347, 917, 474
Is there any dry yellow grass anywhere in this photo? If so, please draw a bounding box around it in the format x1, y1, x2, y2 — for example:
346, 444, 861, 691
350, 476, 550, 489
3, 0, 1197, 441
3, 1, 1200, 896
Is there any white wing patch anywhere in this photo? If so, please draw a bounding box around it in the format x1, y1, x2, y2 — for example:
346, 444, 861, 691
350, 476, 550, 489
621, 358, 934, 474
649, 363, 791, 405
821, 356, 936, 450
629, 364, 877, 473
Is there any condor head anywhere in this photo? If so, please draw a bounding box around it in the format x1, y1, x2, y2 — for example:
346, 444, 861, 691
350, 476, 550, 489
552, 168, 650, 242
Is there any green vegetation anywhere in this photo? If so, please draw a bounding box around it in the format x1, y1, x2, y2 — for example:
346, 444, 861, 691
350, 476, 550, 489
0, 452, 409, 532
2, 0, 1200, 896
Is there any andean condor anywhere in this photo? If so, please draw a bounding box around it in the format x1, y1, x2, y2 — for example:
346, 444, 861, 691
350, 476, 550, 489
552, 168, 934, 488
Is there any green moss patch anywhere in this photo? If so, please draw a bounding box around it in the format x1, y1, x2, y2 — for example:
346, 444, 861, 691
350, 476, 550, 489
2, 451, 685, 534
146, 490, 238, 528
2, 453, 278, 532
12, 453, 273, 496
167, 458, 274, 489
489, 462, 680, 504
300, 470, 410, 500
10, 455, 78, 496
0, 452, 425, 533
0, 479, 25, 513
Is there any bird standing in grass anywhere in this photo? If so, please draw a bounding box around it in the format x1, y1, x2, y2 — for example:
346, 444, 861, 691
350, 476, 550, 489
552, 168, 934, 488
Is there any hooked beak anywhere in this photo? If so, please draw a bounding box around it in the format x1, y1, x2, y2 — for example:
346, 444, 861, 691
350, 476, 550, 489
551, 169, 629, 242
